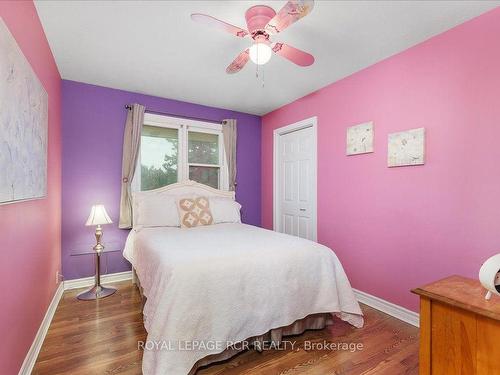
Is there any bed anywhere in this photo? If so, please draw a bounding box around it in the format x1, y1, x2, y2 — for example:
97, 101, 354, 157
123, 180, 363, 375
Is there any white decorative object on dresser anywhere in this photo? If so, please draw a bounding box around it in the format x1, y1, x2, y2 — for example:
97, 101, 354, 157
479, 253, 500, 300
346, 121, 374, 155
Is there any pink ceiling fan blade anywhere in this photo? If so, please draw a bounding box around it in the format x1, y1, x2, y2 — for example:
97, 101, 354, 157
264, 0, 314, 35
226, 49, 250, 74
191, 13, 248, 38
272, 43, 314, 66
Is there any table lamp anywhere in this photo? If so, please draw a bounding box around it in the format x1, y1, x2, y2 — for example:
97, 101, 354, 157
77, 204, 117, 300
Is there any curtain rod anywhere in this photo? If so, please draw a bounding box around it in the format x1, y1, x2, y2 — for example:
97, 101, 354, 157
125, 105, 223, 125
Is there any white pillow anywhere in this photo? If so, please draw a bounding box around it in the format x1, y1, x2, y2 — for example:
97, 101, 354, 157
209, 197, 242, 224
134, 194, 180, 227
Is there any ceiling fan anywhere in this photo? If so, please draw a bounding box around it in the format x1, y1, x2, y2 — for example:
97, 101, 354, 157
191, 0, 315, 74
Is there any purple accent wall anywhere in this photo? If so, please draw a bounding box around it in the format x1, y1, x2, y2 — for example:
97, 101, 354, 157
62, 80, 261, 280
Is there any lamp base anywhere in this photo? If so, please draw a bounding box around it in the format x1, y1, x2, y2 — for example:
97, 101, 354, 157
77, 285, 116, 300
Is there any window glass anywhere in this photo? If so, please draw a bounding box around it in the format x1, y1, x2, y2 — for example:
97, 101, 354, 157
140, 125, 178, 191
188, 131, 219, 165
189, 166, 219, 189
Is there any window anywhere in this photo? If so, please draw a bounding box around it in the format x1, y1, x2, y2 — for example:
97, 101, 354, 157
140, 125, 178, 191
188, 131, 220, 189
134, 113, 227, 191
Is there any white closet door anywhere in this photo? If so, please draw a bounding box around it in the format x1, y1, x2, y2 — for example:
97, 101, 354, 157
277, 125, 316, 240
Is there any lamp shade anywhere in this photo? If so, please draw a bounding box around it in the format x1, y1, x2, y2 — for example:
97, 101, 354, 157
85, 204, 112, 226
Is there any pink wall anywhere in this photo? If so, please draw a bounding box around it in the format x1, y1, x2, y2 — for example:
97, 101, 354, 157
262, 8, 500, 312
0, 2, 61, 374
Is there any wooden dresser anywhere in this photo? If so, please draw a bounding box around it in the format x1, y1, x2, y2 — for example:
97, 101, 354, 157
412, 275, 500, 375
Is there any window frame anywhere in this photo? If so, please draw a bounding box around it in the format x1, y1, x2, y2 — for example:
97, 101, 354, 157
133, 113, 228, 192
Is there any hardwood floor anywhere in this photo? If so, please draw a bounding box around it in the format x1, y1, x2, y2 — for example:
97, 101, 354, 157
33, 281, 418, 374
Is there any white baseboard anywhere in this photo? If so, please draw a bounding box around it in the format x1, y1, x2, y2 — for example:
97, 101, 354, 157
18, 271, 133, 374
63, 270, 133, 290
18, 282, 64, 375
353, 288, 419, 327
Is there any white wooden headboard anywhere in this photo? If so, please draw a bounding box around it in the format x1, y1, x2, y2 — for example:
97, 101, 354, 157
132, 180, 235, 225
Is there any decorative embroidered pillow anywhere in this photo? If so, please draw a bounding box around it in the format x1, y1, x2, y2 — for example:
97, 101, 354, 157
177, 196, 214, 228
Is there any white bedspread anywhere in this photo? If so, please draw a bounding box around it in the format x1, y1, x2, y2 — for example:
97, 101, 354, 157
123, 223, 363, 375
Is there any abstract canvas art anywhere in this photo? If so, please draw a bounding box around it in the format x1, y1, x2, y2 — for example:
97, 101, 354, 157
0, 19, 48, 204
388, 128, 425, 167
346, 121, 373, 155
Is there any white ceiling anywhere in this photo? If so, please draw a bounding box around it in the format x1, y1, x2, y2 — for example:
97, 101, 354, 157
34, 1, 499, 115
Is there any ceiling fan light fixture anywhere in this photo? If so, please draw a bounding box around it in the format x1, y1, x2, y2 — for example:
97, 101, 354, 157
249, 43, 272, 65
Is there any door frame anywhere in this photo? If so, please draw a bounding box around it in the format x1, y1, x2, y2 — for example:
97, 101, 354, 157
273, 116, 318, 241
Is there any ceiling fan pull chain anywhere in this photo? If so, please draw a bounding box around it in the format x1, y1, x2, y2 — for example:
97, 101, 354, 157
256, 46, 259, 78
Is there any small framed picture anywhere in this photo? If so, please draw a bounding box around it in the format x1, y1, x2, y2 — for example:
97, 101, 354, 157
346, 122, 374, 155
388, 128, 425, 167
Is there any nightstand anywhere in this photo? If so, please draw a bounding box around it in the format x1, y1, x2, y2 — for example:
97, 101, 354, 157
71, 246, 122, 300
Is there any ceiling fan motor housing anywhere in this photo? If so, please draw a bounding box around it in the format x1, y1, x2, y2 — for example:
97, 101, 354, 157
245, 5, 276, 34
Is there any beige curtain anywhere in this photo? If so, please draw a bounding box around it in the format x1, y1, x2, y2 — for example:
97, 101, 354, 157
222, 119, 237, 191
119, 104, 145, 228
